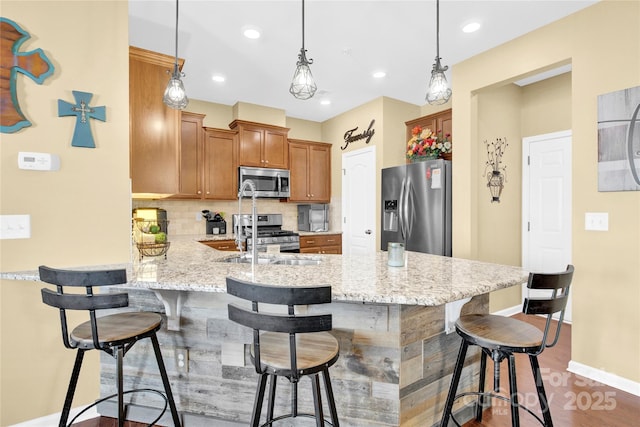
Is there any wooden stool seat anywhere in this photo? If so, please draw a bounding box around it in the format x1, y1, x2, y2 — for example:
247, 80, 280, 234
440, 265, 574, 427
71, 312, 162, 348
256, 331, 339, 374
456, 313, 544, 352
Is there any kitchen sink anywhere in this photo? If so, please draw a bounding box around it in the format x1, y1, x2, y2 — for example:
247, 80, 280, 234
272, 258, 321, 266
219, 255, 321, 266
220, 255, 273, 264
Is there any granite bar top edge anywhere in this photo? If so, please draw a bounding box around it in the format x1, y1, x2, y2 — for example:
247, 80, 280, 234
1, 235, 528, 307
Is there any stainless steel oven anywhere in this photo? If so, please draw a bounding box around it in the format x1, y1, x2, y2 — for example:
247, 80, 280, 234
233, 214, 300, 253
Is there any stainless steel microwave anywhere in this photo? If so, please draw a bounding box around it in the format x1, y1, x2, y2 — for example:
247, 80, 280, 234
238, 166, 290, 198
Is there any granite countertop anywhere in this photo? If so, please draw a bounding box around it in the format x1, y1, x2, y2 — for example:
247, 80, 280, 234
2, 234, 528, 306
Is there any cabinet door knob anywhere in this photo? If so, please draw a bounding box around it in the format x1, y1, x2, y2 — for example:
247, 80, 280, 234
197, 190, 202, 194
365, 229, 372, 234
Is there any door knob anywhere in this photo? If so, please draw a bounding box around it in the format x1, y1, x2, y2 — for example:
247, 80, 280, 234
365, 229, 372, 235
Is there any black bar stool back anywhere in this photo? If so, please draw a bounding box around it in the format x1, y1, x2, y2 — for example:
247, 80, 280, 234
439, 264, 574, 427
39, 265, 181, 427
226, 276, 340, 427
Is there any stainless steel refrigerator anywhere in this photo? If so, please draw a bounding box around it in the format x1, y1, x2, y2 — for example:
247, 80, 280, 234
381, 159, 452, 256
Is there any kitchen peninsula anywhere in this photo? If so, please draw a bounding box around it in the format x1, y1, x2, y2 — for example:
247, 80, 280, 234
3, 237, 527, 426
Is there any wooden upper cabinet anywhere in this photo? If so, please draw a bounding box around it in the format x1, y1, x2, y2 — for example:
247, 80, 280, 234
229, 120, 289, 169
405, 108, 452, 141
177, 112, 205, 198
203, 127, 238, 200
288, 139, 331, 203
129, 46, 184, 194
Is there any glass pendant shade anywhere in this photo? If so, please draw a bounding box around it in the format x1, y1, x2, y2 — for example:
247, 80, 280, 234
289, 49, 317, 100
163, 66, 188, 110
426, 58, 451, 105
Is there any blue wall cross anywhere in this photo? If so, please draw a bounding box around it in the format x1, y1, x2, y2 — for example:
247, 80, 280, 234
58, 91, 106, 148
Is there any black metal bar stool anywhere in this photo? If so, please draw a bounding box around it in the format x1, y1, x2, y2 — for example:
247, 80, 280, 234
39, 265, 182, 427
439, 265, 574, 427
226, 276, 340, 427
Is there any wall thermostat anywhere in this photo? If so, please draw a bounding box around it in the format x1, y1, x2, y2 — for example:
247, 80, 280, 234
18, 152, 60, 171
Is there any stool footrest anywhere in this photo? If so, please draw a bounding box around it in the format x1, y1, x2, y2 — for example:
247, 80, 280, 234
260, 412, 336, 427
450, 391, 546, 427
67, 388, 169, 427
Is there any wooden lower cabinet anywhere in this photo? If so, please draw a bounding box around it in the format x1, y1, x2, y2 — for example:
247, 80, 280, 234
299, 234, 342, 254
200, 239, 240, 251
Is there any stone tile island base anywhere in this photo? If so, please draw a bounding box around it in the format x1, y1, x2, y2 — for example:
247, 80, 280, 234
98, 288, 488, 427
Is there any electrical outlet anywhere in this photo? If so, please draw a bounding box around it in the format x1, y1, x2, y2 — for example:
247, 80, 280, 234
585, 212, 608, 231
196, 212, 202, 221
0, 214, 31, 239
175, 348, 189, 373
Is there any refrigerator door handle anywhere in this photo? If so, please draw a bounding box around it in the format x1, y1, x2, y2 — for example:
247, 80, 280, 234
405, 179, 414, 238
399, 177, 407, 239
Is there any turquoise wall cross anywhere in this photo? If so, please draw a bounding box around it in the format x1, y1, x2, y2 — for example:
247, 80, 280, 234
0, 18, 55, 133
58, 91, 106, 148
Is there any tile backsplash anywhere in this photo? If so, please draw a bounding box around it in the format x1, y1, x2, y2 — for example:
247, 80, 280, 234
132, 199, 336, 236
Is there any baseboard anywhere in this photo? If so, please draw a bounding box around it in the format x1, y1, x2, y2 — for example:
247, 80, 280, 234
9, 405, 98, 427
568, 360, 640, 397
491, 304, 521, 317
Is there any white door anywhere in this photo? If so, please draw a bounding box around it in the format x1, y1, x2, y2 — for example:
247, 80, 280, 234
522, 130, 573, 322
342, 146, 376, 255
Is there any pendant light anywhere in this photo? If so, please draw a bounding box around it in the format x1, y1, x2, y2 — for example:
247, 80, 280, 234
289, 0, 317, 100
163, 0, 188, 110
426, 0, 451, 105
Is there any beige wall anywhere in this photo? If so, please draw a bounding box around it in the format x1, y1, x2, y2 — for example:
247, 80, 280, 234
452, 0, 640, 382
0, 1, 130, 424
481, 73, 573, 312
476, 84, 524, 311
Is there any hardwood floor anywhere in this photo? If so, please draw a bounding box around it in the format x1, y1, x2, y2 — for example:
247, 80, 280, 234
73, 314, 639, 427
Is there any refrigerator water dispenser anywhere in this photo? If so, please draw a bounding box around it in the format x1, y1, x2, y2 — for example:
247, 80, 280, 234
383, 200, 398, 232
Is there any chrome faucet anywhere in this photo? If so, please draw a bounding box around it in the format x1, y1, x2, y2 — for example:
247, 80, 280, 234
237, 179, 258, 270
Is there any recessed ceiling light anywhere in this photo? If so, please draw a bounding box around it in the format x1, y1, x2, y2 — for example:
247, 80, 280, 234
242, 26, 261, 39
212, 75, 225, 83
373, 71, 386, 79
462, 22, 481, 33
320, 99, 331, 106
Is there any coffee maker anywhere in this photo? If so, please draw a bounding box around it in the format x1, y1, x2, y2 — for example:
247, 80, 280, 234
202, 210, 227, 234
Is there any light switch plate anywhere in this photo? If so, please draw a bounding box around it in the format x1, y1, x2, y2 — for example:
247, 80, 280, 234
585, 212, 608, 231
0, 214, 31, 239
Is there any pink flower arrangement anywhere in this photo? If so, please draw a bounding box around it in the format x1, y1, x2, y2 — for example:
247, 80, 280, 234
406, 126, 452, 160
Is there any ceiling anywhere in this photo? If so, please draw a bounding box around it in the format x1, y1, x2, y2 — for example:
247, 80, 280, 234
129, 0, 598, 122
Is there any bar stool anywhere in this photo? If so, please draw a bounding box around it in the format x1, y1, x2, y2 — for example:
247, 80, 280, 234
226, 276, 340, 427
39, 265, 182, 427
439, 265, 574, 427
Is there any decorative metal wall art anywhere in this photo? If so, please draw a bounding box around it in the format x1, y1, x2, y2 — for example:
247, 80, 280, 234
0, 18, 55, 133
484, 137, 508, 202
597, 85, 640, 191
342, 119, 375, 150
58, 91, 106, 148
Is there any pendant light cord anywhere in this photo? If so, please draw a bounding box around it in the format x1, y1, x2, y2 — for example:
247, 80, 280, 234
174, 0, 180, 71
301, 0, 306, 50
435, 0, 440, 59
